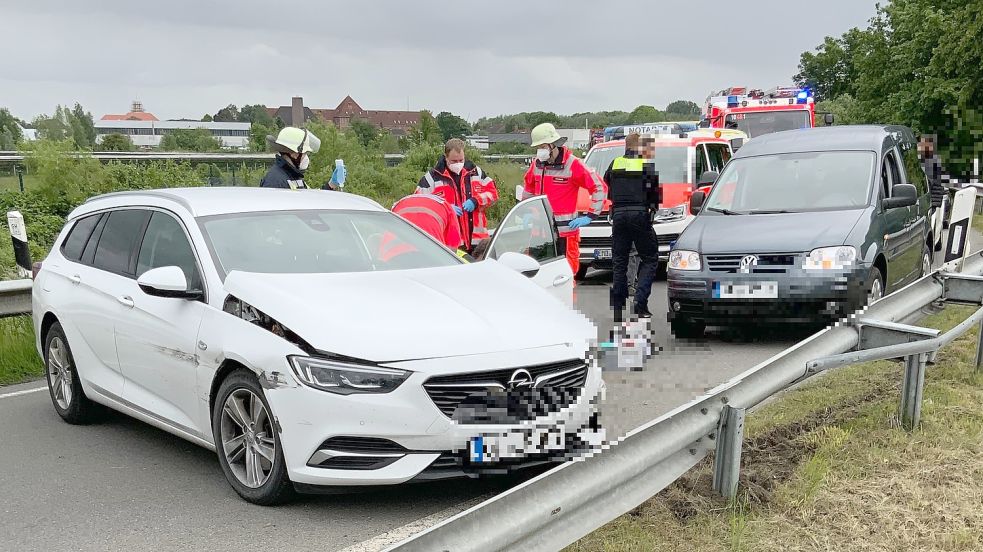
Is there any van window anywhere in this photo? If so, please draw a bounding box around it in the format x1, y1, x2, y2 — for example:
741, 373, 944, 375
883, 150, 903, 197
60, 214, 102, 262
92, 210, 152, 276
900, 143, 928, 196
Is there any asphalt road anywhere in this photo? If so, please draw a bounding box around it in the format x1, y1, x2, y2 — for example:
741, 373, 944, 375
0, 270, 810, 552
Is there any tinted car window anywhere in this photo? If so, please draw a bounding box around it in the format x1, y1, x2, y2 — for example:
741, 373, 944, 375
81, 214, 109, 266
705, 144, 732, 172
900, 143, 928, 196
93, 210, 151, 276
60, 214, 102, 262
136, 212, 202, 290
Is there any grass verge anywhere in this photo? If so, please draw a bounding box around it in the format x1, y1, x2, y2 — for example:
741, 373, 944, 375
0, 315, 43, 386
567, 305, 983, 551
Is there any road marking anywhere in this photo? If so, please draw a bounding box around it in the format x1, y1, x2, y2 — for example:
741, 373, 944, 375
0, 385, 46, 400
339, 494, 492, 552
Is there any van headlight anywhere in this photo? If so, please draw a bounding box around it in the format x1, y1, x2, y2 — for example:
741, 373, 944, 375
803, 246, 856, 270
654, 204, 687, 223
668, 250, 701, 271
288, 356, 411, 395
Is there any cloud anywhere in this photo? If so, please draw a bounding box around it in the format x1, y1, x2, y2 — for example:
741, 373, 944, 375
2, 0, 877, 122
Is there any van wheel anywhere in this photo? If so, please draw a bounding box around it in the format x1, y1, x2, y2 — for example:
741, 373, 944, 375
920, 244, 933, 278
212, 370, 295, 506
865, 267, 884, 305
44, 322, 101, 424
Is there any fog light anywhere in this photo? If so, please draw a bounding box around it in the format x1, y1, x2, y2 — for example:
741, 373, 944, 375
672, 301, 681, 312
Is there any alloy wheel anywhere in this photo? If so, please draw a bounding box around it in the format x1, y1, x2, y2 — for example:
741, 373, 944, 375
47, 336, 74, 410
868, 278, 883, 304
922, 253, 932, 277
220, 389, 276, 489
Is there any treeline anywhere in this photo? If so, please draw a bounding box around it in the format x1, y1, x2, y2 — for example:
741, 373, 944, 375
795, 0, 982, 176
473, 101, 702, 134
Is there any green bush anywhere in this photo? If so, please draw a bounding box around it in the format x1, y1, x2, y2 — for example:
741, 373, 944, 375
0, 315, 42, 386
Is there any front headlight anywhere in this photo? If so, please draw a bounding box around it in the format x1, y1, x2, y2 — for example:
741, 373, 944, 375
803, 246, 857, 271
288, 356, 411, 395
654, 204, 687, 223
668, 249, 701, 271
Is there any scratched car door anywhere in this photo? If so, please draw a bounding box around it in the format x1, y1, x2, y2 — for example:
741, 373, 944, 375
115, 210, 208, 435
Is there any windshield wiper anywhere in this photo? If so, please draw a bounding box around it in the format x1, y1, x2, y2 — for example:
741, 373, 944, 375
747, 209, 795, 215
706, 207, 745, 215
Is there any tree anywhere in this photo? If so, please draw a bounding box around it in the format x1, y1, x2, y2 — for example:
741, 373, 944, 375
239, 104, 274, 126
407, 110, 442, 146
626, 105, 664, 124
70, 103, 96, 148
488, 141, 532, 155
0, 108, 24, 149
664, 100, 701, 119
213, 104, 241, 122
159, 128, 224, 152
435, 111, 472, 140
249, 122, 274, 152
99, 133, 135, 152
349, 118, 380, 147
794, 30, 864, 101
202, 114, 214, 122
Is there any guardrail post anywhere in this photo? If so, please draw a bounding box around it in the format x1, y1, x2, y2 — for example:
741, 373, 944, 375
6, 210, 31, 279
900, 352, 930, 431
976, 319, 983, 373
712, 405, 746, 500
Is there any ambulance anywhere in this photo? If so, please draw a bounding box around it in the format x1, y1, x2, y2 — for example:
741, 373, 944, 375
575, 134, 734, 278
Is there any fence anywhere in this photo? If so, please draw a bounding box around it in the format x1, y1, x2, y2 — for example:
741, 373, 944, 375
385, 251, 983, 552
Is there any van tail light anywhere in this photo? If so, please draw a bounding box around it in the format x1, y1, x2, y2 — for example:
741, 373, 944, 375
32, 262, 42, 280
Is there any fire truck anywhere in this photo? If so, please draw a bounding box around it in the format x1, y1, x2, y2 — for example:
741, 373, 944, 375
700, 86, 833, 139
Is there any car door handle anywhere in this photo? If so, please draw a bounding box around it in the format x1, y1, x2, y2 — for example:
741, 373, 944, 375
117, 295, 134, 308
553, 275, 572, 286
69, 274, 81, 285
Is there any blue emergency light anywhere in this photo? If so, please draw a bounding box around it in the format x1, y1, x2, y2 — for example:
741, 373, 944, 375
796, 89, 811, 104
727, 95, 739, 107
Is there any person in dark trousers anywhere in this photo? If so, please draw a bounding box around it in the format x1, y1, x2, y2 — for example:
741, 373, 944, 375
603, 133, 660, 322
260, 127, 321, 189
918, 133, 948, 224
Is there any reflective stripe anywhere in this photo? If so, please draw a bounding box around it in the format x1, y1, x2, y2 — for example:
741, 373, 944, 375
555, 213, 576, 222
611, 157, 645, 172
418, 172, 438, 193
395, 206, 445, 226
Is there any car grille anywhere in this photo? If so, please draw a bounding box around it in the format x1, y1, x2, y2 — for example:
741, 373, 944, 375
657, 233, 680, 247
705, 253, 799, 274
580, 236, 611, 249
423, 359, 589, 424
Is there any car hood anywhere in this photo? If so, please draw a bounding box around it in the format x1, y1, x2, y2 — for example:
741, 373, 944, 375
222, 261, 594, 363
679, 209, 866, 254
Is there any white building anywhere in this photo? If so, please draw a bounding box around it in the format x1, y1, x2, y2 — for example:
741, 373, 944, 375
94, 120, 251, 150
465, 134, 489, 151
556, 129, 590, 150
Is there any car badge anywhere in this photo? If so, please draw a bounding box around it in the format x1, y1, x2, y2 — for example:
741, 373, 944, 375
739, 255, 759, 273
506, 369, 535, 390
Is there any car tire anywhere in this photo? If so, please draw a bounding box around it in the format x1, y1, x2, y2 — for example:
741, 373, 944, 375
670, 316, 705, 339
920, 243, 933, 278
44, 322, 101, 425
212, 369, 295, 506
864, 267, 885, 306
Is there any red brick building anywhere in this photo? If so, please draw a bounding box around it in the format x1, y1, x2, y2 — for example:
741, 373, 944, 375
267, 96, 420, 134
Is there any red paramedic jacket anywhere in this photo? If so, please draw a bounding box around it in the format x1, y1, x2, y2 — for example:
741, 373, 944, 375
392, 194, 463, 250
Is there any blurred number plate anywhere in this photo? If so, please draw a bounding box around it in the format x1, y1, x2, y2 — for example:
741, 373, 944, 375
469, 426, 565, 463
594, 248, 612, 260
713, 281, 778, 299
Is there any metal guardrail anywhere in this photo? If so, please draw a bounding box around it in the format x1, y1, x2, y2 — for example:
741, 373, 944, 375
0, 279, 32, 317
387, 251, 983, 552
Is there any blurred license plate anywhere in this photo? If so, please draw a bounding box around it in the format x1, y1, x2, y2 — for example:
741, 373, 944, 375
594, 248, 612, 259
713, 281, 778, 299
469, 427, 565, 463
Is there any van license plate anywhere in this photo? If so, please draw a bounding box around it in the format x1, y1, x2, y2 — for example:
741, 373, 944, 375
713, 281, 778, 299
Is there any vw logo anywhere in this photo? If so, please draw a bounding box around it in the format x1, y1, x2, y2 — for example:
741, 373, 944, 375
739, 255, 759, 273
506, 369, 534, 390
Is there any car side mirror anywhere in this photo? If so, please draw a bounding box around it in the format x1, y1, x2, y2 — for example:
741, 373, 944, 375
697, 171, 718, 186
137, 266, 201, 299
824, 113, 835, 126
497, 251, 541, 278
515, 184, 524, 202
883, 183, 917, 209
689, 190, 706, 214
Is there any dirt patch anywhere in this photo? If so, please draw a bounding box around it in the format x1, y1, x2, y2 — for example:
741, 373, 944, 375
660, 377, 899, 521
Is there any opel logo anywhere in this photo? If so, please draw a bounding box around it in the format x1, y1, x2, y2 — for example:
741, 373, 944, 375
506, 369, 534, 390
739, 255, 759, 273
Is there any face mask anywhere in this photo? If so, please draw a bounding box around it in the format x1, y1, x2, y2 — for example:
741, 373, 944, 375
536, 148, 551, 162
298, 154, 310, 171
448, 162, 465, 174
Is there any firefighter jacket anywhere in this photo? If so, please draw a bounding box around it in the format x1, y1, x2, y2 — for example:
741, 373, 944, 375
522, 147, 606, 236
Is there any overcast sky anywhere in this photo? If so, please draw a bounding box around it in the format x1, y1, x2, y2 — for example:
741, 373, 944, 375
4, 1, 877, 123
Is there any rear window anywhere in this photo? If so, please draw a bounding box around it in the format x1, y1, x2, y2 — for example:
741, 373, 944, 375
92, 210, 151, 276
60, 214, 102, 262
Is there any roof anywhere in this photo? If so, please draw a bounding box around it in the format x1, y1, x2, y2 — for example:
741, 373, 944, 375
73, 187, 386, 219
733, 125, 915, 158
94, 120, 250, 131
101, 112, 159, 122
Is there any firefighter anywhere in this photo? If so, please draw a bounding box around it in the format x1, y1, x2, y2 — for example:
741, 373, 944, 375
260, 127, 321, 189
603, 133, 660, 321
522, 123, 606, 277
416, 138, 499, 253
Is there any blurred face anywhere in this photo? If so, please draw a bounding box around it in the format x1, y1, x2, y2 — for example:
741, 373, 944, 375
446, 149, 465, 165
918, 139, 934, 157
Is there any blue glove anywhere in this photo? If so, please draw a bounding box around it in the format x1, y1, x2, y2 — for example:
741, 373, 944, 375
567, 216, 592, 230
462, 199, 477, 213
330, 165, 347, 187
453, 205, 464, 216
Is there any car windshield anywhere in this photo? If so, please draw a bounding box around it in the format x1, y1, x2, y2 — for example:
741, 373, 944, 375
585, 144, 688, 183
198, 209, 462, 277
703, 151, 875, 214
725, 111, 810, 138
